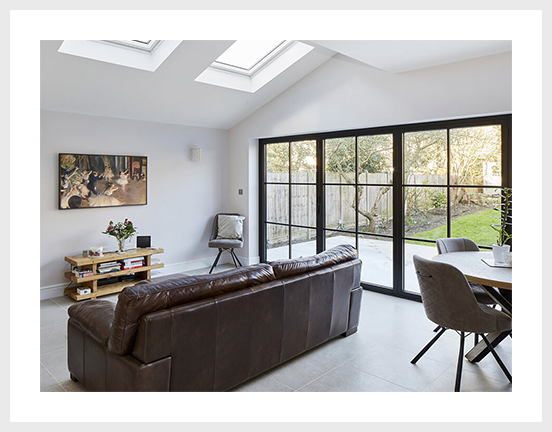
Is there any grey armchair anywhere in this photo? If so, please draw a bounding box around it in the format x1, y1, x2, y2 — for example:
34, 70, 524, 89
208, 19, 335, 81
208, 213, 244, 274
411, 255, 512, 392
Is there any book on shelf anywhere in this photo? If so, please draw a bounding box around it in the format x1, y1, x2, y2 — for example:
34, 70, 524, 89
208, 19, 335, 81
98, 262, 121, 269
98, 267, 121, 274
122, 264, 143, 270
73, 270, 93, 278
72, 266, 93, 278
122, 256, 144, 263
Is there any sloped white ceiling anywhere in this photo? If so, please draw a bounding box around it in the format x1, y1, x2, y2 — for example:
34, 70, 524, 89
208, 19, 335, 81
307, 40, 512, 73
40, 40, 335, 130
40, 40, 512, 130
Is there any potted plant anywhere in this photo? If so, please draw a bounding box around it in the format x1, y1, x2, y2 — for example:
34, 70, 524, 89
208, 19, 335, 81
490, 187, 512, 263
102, 219, 137, 253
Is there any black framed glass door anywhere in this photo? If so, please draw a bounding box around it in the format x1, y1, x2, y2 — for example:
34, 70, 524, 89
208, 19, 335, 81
260, 115, 511, 300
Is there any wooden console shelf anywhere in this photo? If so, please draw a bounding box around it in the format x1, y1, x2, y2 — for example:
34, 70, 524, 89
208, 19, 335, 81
64, 248, 164, 301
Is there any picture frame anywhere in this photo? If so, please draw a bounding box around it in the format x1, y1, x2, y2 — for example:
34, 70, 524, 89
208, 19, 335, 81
59, 153, 147, 209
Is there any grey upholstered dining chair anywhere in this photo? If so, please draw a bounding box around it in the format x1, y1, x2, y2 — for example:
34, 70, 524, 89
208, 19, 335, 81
436, 238, 497, 305
208, 213, 244, 274
411, 255, 512, 392
435, 237, 498, 346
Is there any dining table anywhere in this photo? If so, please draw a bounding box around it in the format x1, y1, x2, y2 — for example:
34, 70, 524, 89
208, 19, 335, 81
432, 250, 512, 363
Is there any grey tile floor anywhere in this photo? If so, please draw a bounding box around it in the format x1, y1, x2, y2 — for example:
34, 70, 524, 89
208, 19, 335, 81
41, 264, 512, 393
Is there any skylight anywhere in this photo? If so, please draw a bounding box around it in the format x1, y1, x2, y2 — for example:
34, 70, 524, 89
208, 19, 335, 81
214, 40, 286, 72
100, 40, 162, 53
195, 40, 314, 93
211, 40, 295, 77
58, 40, 182, 72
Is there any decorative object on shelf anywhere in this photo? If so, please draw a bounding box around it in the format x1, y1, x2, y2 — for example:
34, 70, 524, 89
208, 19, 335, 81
88, 246, 103, 257
491, 187, 512, 263
59, 153, 147, 209
102, 219, 137, 253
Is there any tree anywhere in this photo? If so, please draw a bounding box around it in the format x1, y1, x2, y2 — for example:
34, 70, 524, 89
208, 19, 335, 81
265, 125, 501, 235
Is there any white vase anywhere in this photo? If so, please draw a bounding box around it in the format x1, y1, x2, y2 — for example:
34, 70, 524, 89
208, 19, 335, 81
492, 244, 510, 263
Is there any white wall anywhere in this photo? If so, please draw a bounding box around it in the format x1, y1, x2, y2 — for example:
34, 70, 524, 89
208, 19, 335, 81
40, 110, 230, 299
228, 52, 513, 260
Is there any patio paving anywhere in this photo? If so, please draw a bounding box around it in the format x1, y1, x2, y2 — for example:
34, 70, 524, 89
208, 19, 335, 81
267, 235, 438, 294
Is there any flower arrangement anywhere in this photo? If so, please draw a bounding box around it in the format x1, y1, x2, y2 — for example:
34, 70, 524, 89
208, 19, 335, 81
102, 219, 137, 253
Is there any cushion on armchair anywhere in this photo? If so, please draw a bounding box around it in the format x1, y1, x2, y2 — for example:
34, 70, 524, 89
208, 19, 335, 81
216, 215, 245, 239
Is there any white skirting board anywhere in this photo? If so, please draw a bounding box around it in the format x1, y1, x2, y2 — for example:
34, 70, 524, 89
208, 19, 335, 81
40, 253, 260, 300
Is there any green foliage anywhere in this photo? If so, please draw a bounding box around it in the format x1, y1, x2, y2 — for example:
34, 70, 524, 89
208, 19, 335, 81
430, 190, 447, 210
490, 187, 512, 246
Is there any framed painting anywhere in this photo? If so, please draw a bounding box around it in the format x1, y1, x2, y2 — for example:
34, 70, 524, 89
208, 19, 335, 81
59, 153, 147, 209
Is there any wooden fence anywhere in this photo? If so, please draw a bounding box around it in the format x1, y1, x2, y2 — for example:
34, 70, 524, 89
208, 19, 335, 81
266, 172, 500, 247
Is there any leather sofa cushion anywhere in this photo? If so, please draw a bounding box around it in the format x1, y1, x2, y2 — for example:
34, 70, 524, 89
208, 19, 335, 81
68, 300, 115, 346
270, 244, 358, 279
108, 263, 275, 356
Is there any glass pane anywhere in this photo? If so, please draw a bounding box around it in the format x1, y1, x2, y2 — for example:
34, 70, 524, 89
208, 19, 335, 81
291, 185, 316, 227
358, 134, 393, 184
358, 186, 393, 235
291, 228, 316, 259
267, 223, 289, 260
325, 185, 356, 231
404, 187, 447, 240
325, 137, 355, 184
450, 125, 501, 186
216, 40, 285, 70
404, 242, 438, 294
266, 142, 289, 183
291, 140, 317, 183
325, 231, 356, 249
266, 184, 289, 223
358, 235, 393, 288
404, 130, 447, 185
450, 187, 501, 247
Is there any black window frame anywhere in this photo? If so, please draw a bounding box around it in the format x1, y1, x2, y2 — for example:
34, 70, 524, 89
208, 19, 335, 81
259, 114, 512, 301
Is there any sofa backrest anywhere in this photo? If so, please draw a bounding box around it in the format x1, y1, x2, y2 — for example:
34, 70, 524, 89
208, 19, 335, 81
270, 244, 358, 279
108, 263, 275, 355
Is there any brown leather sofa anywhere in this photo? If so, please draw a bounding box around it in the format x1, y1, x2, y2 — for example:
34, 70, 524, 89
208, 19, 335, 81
67, 244, 362, 391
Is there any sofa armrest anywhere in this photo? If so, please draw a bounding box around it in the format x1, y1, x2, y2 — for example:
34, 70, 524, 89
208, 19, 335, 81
68, 300, 115, 346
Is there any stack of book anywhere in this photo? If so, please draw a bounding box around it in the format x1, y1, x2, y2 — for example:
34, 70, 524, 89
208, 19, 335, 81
98, 262, 121, 275
121, 257, 144, 270
73, 267, 93, 278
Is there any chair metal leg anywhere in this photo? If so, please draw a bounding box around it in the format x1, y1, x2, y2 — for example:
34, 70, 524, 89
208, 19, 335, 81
231, 250, 243, 267
411, 327, 447, 364
433, 325, 442, 333
474, 333, 479, 347
455, 331, 465, 392
229, 249, 238, 267
481, 333, 512, 383
209, 249, 223, 274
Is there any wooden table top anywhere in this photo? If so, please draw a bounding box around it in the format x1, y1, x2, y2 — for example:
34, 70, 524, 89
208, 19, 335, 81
432, 251, 512, 290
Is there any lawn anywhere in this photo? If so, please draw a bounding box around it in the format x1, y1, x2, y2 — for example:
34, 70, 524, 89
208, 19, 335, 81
407, 208, 498, 247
